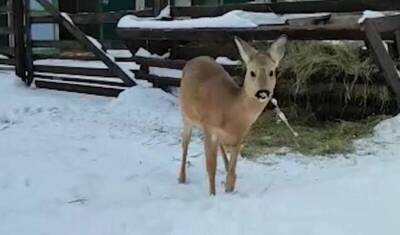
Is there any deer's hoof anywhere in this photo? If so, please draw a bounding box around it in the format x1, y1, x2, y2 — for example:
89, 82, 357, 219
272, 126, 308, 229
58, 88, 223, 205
178, 175, 186, 184
225, 174, 236, 193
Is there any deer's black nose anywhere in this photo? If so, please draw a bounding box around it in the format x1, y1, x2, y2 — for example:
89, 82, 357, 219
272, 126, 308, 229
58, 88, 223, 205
255, 90, 271, 100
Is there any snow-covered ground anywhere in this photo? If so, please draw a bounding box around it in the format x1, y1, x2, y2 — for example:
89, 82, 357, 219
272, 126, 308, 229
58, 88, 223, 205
1, 70, 399, 235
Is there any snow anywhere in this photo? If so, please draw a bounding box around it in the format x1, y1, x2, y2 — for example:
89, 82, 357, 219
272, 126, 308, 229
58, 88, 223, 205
1, 69, 400, 234
86, 36, 104, 50
83, 36, 137, 82
0, 54, 8, 59
61, 12, 74, 24
106, 49, 133, 58
135, 47, 170, 59
357, 10, 400, 24
155, 5, 171, 19
216, 56, 241, 65
118, 10, 330, 29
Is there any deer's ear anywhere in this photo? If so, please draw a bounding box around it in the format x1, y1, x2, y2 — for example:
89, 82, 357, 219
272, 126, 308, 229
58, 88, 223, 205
234, 37, 257, 64
269, 35, 287, 63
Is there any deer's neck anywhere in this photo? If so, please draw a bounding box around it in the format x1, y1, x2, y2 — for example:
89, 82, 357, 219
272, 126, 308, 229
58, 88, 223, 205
234, 86, 267, 126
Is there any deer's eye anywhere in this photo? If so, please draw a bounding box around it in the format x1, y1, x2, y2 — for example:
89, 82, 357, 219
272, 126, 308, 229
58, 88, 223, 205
269, 70, 274, 77
250, 71, 256, 77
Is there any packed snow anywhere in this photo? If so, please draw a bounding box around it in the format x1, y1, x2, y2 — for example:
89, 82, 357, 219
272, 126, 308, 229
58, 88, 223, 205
60, 12, 74, 24
118, 10, 330, 29
135, 47, 170, 59
106, 49, 133, 58
1, 70, 400, 235
358, 10, 400, 24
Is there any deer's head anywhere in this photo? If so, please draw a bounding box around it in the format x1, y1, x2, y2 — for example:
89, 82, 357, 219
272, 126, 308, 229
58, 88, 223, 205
234, 35, 287, 102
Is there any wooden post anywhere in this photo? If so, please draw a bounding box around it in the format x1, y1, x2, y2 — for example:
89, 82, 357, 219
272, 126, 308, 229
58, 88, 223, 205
24, 0, 34, 85
35, 0, 137, 86
363, 21, 400, 111
395, 30, 400, 60
12, 0, 27, 80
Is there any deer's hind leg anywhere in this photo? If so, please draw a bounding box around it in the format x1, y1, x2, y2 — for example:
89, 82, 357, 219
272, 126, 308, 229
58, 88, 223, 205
178, 121, 193, 184
204, 130, 219, 195
220, 145, 229, 172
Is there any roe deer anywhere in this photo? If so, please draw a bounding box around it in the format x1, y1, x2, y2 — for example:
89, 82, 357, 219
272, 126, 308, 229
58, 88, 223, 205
178, 35, 287, 195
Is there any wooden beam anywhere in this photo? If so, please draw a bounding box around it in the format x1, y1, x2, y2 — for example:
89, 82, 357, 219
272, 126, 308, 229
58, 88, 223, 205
135, 71, 181, 87
25, 0, 34, 85
0, 58, 15, 65
33, 40, 85, 50
32, 40, 127, 50
118, 24, 393, 42
363, 20, 400, 110
32, 54, 242, 75
34, 73, 128, 87
171, 0, 400, 18
34, 65, 116, 77
35, 0, 136, 86
12, 0, 27, 80
367, 15, 400, 33
0, 46, 14, 56
395, 30, 400, 60
35, 79, 125, 97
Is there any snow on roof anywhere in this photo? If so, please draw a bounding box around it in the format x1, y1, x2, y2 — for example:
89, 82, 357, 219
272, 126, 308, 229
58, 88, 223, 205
117, 10, 330, 29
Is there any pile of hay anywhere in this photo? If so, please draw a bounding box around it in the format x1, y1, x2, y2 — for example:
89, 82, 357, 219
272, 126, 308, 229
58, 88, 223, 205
241, 41, 394, 156
256, 41, 396, 120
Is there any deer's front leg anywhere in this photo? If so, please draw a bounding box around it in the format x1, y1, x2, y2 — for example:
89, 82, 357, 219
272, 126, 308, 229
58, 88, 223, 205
204, 131, 218, 196
225, 144, 241, 193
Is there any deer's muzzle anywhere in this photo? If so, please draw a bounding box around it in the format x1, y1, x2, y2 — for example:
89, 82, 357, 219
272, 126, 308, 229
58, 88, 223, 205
255, 89, 271, 101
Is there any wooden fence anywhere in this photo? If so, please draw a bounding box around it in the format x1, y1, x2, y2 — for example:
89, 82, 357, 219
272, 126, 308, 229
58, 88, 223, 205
2, 0, 400, 106
0, 0, 16, 68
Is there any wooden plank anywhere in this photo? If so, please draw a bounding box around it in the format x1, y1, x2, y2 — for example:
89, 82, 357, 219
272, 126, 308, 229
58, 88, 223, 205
31, 10, 153, 24
33, 53, 96, 60
171, 0, 400, 17
0, 27, 13, 35
34, 73, 128, 87
32, 40, 127, 50
367, 15, 400, 33
34, 79, 125, 97
0, 58, 15, 65
34, 65, 116, 77
363, 21, 400, 109
0, 46, 14, 56
33, 40, 85, 50
173, 43, 237, 59
34, 69, 181, 87
126, 56, 242, 75
35, 0, 136, 86
118, 24, 391, 41
12, 0, 27, 80
32, 54, 242, 74
135, 71, 181, 87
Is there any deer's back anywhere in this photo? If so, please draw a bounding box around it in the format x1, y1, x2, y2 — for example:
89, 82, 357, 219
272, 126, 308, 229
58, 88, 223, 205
180, 56, 240, 127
